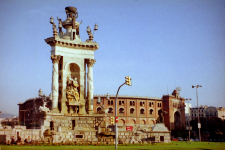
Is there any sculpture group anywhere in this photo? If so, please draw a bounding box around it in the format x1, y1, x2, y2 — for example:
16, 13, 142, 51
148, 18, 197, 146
66, 76, 80, 102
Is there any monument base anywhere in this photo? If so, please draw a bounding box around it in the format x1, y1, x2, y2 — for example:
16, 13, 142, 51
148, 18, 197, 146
152, 123, 169, 131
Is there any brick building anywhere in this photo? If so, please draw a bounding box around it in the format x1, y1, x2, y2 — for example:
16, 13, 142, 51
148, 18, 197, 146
93, 89, 186, 130
17, 89, 186, 131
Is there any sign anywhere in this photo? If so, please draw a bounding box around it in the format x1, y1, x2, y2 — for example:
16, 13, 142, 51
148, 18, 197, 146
126, 126, 133, 131
116, 117, 118, 123
198, 123, 201, 128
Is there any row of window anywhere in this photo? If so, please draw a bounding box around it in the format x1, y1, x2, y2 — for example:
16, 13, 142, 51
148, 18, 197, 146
97, 107, 155, 115
101, 100, 162, 107
191, 109, 204, 112
192, 114, 204, 117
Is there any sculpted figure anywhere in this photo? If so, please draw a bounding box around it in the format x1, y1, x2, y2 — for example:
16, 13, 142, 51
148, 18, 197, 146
66, 75, 79, 101
156, 109, 167, 123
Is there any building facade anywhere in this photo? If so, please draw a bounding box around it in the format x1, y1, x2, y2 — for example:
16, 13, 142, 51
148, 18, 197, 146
190, 105, 225, 120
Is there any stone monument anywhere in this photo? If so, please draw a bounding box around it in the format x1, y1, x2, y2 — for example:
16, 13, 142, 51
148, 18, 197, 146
45, 6, 99, 115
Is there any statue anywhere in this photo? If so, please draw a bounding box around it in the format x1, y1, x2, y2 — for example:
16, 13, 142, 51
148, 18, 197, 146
39, 102, 50, 113
156, 109, 167, 123
57, 17, 62, 33
66, 75, 79, 101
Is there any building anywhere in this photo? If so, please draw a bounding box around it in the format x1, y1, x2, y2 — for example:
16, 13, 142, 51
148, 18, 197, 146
190, 105, 225, 120
18, 89, 186, 131
185, 102, 192, 127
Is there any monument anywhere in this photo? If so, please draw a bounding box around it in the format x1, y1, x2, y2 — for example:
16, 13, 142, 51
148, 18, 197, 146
45, 6, 99, 115
0, 7, 171, 144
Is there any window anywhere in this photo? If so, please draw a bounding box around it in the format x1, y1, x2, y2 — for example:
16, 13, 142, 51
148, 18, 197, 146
149, 102, 153, 107
111, 100, 113, 105
140, 102, 143, 106
108, 108, 113, 113
150, 109, 153, 115
130, 101, 135, 106
75, 135, 83, 138
108, 100, 110, 105
119, 108, 124, 113
119, 101, 124, 106
140, 108, 145, 114
97, 107, 101, 113
158, 103, 162, 107
72, 120, 75, 130
130, 108, 135, 114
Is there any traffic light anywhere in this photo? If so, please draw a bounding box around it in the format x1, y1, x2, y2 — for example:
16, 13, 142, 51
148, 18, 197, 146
110, 117, 115, 125
125, 76, 132, 86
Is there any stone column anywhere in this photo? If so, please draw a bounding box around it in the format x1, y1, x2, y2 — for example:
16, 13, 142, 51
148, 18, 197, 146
51, 55, 61, 113
87, 59, 96, 114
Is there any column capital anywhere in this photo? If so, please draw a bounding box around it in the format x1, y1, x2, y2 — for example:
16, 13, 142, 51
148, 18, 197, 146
87, 59, 96, 67
51, 55, 61, 63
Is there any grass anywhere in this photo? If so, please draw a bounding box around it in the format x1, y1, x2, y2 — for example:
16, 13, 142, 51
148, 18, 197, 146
1, 141, 225, 150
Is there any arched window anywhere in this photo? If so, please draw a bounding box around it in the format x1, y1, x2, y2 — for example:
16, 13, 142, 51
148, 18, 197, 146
111, 100, 113, 105
150, 109, 153, 115
108, 100, 110, 105
130, 108, 135, 114
133, 101, 135, 106
108, 108, 113, 113
140, 108, 145, 114
119, 108, 124, 113
97, 107, 101, 113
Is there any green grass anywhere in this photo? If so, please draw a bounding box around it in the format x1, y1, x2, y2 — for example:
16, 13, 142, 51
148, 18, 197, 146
1, 141, 225, 150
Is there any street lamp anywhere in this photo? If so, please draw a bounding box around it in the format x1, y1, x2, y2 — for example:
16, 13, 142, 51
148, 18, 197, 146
115, 76, 132, 149
185, 98, 192, 141
192, 85, 202, 142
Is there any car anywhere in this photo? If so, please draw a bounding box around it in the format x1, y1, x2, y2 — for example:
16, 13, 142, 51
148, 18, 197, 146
205, 139, 209, 141
209, 139, 212, 142
177, 137, 183, 141
195, 138, 199, 141
190, 138, 195, 141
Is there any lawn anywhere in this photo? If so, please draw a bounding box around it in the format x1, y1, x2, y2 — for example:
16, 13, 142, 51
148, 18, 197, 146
1, 142, 225, 150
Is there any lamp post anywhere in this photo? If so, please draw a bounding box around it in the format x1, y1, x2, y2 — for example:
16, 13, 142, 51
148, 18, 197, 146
115, 77, 132, 149
192, 85, 202, 142
185, 98, 192, 141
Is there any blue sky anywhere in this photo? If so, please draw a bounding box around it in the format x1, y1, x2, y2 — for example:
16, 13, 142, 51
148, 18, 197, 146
0, 0, 224, 115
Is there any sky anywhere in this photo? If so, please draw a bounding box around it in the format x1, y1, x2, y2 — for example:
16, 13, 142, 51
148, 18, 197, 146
0, 0, 224, 115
